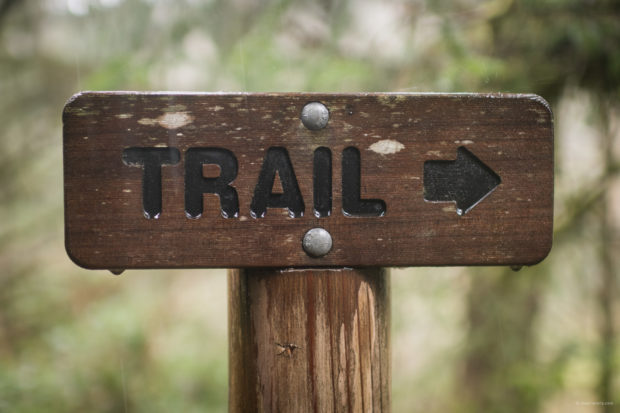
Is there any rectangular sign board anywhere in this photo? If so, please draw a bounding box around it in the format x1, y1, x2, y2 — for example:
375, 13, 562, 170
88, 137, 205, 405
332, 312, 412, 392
63, 92, 553, 269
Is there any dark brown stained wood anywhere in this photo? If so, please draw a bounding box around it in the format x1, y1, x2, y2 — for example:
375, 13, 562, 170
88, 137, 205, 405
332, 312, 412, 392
63, 92, 554, 268
228, 267, 390, 413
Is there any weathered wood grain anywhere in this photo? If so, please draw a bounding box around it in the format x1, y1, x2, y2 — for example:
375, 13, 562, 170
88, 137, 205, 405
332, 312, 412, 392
63, 92, 554, 268
228, 267, 390, 413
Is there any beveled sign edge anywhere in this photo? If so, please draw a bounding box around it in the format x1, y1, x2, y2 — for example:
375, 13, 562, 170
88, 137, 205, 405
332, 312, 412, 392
62, 91, 554, 270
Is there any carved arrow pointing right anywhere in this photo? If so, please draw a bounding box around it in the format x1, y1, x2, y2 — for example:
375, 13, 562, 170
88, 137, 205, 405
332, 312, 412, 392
423, 146, 501, 215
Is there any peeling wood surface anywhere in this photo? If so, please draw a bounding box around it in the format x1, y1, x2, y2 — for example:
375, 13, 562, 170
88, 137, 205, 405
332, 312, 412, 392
228, 268, 390, 413
63, 92, 553, 268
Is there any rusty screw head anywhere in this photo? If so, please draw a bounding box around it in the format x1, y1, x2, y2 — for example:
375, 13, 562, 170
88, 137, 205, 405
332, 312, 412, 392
301, 102, 329, 130
302, 228, 332, 258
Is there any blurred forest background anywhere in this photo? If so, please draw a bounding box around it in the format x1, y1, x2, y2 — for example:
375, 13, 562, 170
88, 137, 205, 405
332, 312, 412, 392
1, 0, 619, 411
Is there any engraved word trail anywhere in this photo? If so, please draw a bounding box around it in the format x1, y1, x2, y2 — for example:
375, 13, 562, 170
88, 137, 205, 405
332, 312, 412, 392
122, 146, 387, 220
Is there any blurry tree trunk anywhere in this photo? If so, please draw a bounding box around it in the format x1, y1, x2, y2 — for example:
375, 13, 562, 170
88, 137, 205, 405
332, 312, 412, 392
228, 267, 391, 413
461, 267, 545, 412
0, 0, 17, 21
597, 101, 616, 412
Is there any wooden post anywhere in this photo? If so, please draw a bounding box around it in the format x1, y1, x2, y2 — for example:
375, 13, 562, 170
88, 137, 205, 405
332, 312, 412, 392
228, 268, 390, 412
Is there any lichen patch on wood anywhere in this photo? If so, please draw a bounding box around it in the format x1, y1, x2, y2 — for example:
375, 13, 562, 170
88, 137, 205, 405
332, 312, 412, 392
368, 139, 405, 155
137, 112, 194, 129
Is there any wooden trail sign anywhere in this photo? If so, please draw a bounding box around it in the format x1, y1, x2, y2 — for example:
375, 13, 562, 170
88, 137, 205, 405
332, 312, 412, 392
63, 92, 553, 269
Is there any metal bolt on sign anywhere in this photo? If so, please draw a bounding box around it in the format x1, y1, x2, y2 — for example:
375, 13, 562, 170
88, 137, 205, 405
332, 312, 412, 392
300, 101, 329, 130
302, 227, 333, 257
